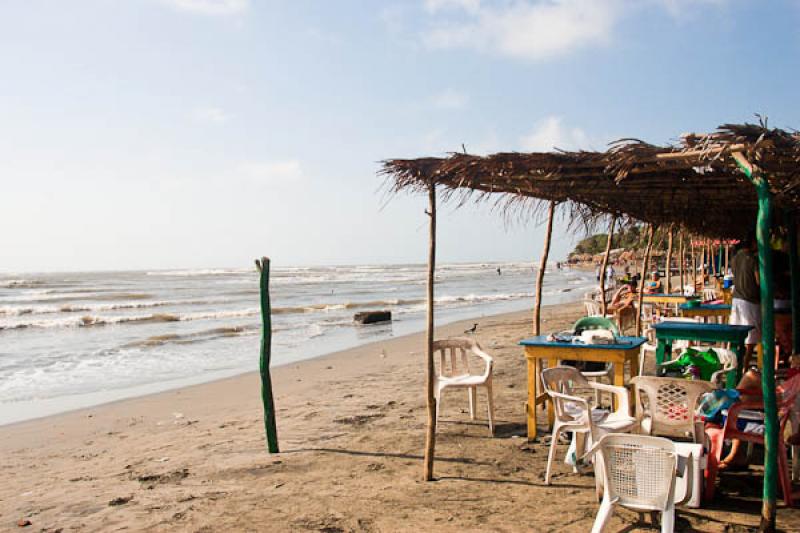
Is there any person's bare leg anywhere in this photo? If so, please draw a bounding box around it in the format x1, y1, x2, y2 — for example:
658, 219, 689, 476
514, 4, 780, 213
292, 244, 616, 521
720, 439, 745, 468
721, 368, 763, 468
743, 344, 756, 369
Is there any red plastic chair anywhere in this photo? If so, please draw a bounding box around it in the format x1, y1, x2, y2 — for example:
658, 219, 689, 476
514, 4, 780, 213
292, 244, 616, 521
704, 374, 800, 504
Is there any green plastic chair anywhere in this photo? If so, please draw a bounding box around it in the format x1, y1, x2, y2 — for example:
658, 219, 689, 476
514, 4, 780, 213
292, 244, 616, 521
573, 316, 620, 336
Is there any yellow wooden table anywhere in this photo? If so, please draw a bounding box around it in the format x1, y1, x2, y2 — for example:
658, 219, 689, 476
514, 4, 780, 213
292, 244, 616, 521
679, 303, 731, 323
519, 336, 646, 440
642, 294, 699, 305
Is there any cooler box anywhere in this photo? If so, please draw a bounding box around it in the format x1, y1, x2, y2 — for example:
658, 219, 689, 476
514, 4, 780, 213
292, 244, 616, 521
674, 442, 705, 508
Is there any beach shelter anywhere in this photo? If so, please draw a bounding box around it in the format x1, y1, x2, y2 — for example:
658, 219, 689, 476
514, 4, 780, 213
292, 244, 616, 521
382, 121, 800, 531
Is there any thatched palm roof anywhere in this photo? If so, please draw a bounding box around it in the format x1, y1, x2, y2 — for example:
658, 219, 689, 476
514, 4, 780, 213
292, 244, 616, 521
381, 122, 800, 238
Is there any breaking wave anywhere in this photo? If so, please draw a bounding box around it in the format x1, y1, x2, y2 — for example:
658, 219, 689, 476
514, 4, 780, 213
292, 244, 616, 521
0, 309, 260, 331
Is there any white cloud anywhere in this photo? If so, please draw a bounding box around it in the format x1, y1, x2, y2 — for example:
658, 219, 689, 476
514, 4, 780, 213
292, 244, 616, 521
519, 116, 591, 151
422, 0, 730, 61
236, 160, 303, 184
424, 0, 481, 14
431, 88, 469, 109
161, 0, 249, 16
191, 107, 231, 123
424, 0, 622, 61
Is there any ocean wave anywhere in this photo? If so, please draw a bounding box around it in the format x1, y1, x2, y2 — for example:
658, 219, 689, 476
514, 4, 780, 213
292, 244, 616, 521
0, 308, 261, 331
271, 298, 424, 315
0, 291, 153, 304
0, 279, 46, 289
122, 324, 261, 348
435, 292, 533, 304
146, 269, 252, 277
0, 300, 174, 316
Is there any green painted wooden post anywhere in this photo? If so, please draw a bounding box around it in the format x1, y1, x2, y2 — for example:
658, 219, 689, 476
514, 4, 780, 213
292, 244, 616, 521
732, 153, 777, 531
256, 257, 279, 453
788, 215, 800, 355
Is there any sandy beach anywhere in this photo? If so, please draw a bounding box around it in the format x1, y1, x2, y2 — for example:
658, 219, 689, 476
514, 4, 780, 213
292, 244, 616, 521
2, 302, 799, 532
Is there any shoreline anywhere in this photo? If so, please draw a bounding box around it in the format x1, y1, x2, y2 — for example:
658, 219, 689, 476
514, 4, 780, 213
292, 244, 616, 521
0, 304, 547, 439
0, 301, 558, 429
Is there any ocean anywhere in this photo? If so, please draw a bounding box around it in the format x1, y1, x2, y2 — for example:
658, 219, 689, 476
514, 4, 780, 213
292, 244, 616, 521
0, 262, 594, 425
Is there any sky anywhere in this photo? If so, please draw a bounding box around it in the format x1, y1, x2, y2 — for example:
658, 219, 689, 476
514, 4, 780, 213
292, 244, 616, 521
1, 0, 799, 272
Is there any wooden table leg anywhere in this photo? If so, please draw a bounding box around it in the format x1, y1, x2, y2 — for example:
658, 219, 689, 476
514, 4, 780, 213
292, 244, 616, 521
526, 355, 537, 441
613, 358, 625, 411
630, 350, 640, 379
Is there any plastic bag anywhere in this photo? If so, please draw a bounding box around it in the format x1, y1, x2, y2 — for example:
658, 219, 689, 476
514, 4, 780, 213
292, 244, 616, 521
696, 388, 740, 424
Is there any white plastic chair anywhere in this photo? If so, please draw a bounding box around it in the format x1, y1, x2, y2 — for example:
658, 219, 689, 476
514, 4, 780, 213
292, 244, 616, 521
584, 299, 602, 317
631, 376, 713, 443
540, 367, 637, 485
433, 338, 495, 435
584, 434, 678, 533
702, 288, 717, 301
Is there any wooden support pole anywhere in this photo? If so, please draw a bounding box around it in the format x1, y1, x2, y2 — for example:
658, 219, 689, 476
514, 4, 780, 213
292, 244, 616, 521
423, 182, 437, 481
710, 243, 716, 277
691, 242, 698, 295
789, 215, 800, 355
733, 152, 778, 532
679, 232, 685, 295
636, 225, 655, 336
665, 225, 674, 294
598, 215, 616, 316
534, 201, 557, 335
255, 257, 279, 453
725, 244, 730, 272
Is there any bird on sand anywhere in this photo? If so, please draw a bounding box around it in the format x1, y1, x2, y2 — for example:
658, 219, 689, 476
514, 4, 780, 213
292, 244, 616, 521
464, 323, 478, 334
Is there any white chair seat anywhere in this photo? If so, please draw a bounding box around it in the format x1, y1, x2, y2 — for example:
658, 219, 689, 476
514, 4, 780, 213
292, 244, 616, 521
438, 373, 486, 387
597, 414, 638, 432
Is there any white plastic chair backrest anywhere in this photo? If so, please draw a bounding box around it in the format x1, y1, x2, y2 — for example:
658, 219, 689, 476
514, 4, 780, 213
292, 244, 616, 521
682, 285, 695, 296
710, 347, 736, 371
709, 347, 737, 385
631, 376, 713, 440
432, 338, 492, 380
541, 366, 591, 423
703, 288, 717, 301
593, 434, 677, 510
584, 299, 601, 317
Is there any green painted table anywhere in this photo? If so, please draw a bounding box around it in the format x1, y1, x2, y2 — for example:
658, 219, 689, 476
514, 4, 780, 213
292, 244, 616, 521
653, 322, 753, 388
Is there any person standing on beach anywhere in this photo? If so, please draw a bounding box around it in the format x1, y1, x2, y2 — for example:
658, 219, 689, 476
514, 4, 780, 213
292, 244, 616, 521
730, 236, 760, 367
605, 264, 616, 289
